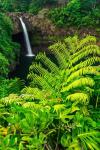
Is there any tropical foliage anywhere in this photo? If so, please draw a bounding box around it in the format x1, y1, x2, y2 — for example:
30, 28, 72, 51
29, 0, 57, 14
0, 12, 23, 106
1, 0, 100, 28
0, 1, 100, 149
49, 0, 100, 28
0, 36, 100, 149
0, 0, 57, 13
0, 13, 19, 77
0, 78, 25, 99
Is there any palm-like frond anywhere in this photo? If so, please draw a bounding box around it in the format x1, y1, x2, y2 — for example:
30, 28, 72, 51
67, 93, 90, 104
68, 45, 100, 68
68, 131, 100, 150
29, 63, 49, 76
21, 87, 46, 101
49, 42, 69, 60
77, 36, 96, 51
36, 52, 59, 74
69, 57, 100, 73
71, 45, 99, 60
78, 132, 100, 150
66, 66, 99, 83
61, 77, 95, 92
27, 36, 100, 106
0, 94, 22, 105
28, 73, 52, 90
48, 42, 68, 68
64, 36, 78, 54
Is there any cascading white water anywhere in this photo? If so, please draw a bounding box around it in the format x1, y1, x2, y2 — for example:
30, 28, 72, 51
19, 17, 35, 57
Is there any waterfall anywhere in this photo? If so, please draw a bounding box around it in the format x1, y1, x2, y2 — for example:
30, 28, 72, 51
19, 17, 35, 57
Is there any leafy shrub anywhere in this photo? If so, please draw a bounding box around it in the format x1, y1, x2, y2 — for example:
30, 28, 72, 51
0, 13, 19, 77
0, 0, 14, 12
0, 36, 100, 149
0, 78, 25, 99
29, 0, 57, 14
0, 0, 57, 13
49, 0, 100, 28
0, 0, 31, 12
0, 54, 9, 77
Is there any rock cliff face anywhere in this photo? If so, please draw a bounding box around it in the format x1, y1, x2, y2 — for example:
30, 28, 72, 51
8, 11, 99, 38
7, 11, 57, 35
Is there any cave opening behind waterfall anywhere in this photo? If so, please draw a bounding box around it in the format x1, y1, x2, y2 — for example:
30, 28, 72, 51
9, 30, 51, 82
9, 32, 35, 81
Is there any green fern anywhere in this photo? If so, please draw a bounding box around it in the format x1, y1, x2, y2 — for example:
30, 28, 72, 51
64, 36, 78, 54
49, 42, 69, 61
69, 57, 100, 73
67, 131, 100, 150
71, 45, 99, 60
66, 66, 100, 83
0, 94, 22, 105
68, 45, 100, 68
61, 77, 95, 93
48, 42, 68, 68
28, 36, 100, 102
77, 36, 96, 50
0, 35, 100, 150
36, 52, 59, 74
21, 87, 46, 101
29, 73, 52, 89
67, 93, 90, 104
29, 63, 49, 76
77, 132, 100, 150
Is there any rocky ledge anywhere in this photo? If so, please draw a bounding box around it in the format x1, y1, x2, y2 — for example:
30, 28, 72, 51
7, 10, 100, 39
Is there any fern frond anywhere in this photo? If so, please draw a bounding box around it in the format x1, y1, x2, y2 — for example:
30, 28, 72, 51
78, 131, 100, 150
28, 71, 55, 89
64, 36, 78, 54
77, 36, 96, 51
66, 67, 100, 83
28, 73, 52, 90
61, 77, 94, 92
0, 94, 22, 105
21, 87, 45, 101
95, 65, 100, 71
8, 78, 25, 94
70, 45, 100, 64
29, 63, 50, 76
49, 43, 67, 69
36, 52, 59, 74
69, 131, 100, 150
70, 57, 100, 73
22, 102, 41, 108
68, 48, 100, 69
49, 42, 66, 55
67, 93, 90, 104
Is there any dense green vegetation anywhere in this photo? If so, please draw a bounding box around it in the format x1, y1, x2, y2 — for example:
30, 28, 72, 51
0, 0, 100, 28
0, 13, 22, 98
0, 36, 100, 149
0, 13, 20, 77
0, 0, 100, 149
49, 0, 100, 28
0, 0, 57, 13
29, 0, 57, 14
